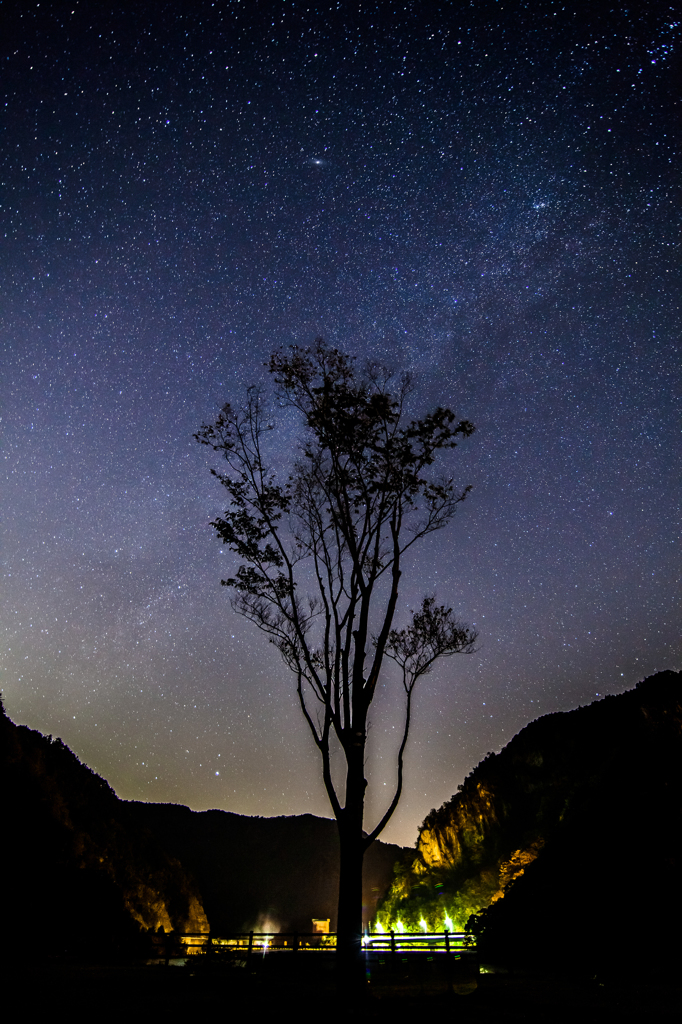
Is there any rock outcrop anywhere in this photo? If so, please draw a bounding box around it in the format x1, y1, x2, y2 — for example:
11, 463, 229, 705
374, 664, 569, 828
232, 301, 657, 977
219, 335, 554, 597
376, 669, 682, 955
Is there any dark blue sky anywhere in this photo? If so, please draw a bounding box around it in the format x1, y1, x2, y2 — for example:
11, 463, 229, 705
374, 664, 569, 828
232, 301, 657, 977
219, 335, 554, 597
2, 0, 679, 844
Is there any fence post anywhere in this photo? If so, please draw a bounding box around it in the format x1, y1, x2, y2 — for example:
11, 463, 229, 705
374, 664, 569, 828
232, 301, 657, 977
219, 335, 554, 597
292, 932, 299, 954
247, 930, 254, 966
390, 929, 396, 962
444, 930, 454, 994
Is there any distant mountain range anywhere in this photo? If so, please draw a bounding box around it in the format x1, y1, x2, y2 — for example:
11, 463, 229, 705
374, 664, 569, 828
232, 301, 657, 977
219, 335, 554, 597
375, 669, 681, 974
1, 698, 404, 950
123, 801, 406, 933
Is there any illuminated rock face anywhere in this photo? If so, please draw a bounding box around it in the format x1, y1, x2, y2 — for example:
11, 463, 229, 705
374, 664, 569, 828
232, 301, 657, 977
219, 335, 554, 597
415, 779, 500, 873
376, 767, 548, 933
0, 701, 209, 947
123, 885, 209, 935
376, 670, 682, 936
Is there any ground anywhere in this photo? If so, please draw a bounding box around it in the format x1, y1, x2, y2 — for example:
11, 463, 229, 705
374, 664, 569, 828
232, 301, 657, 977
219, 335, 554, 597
10, 955, 680, 1022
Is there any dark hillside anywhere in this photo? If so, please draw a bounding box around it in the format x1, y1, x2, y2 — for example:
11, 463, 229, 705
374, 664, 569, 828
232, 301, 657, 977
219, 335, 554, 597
0, 700, 208, 951
377, 669, 682, 969
473, 670, 682, 974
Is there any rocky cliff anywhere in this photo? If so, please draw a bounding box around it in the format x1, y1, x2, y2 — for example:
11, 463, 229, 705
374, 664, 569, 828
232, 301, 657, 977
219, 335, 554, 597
375, 669, 682, 953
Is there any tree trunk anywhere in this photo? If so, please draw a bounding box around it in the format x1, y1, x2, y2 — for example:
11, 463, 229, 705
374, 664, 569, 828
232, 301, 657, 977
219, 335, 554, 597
335, 743, 367, 990
336, 826, 365, 966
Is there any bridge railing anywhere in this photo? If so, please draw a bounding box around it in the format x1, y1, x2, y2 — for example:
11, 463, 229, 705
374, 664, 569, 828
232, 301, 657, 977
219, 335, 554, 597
148, 929, 475, 963
364, 930, 472, 954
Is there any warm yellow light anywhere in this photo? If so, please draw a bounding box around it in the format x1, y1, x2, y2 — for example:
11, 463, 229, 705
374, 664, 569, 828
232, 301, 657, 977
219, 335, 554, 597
396, 920, 405, 934
444, 914, 454, 931
374, 922, 385, 934
419, 918, 428, 932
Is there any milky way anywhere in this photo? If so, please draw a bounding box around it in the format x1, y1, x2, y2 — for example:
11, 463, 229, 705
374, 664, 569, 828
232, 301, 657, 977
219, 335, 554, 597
2, 1, 679, 844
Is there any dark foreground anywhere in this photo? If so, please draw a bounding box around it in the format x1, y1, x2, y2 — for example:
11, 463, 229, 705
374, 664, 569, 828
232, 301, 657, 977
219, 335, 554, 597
9, 954, 680, 1022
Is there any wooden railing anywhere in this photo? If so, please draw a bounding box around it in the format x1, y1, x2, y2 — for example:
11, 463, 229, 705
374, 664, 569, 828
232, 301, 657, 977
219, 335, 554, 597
149, 929, 475, 965
364, 930, 473, 954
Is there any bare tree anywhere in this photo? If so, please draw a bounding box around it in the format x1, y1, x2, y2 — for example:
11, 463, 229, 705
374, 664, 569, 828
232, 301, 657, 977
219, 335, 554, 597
195, 339, 477, 976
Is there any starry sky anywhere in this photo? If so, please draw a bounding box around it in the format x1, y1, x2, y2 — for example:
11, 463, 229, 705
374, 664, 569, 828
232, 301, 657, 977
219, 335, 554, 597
2, 0, 679, 846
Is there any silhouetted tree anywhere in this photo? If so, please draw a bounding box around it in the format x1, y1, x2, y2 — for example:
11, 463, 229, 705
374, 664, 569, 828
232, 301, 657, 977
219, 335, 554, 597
195, 339, 477, 980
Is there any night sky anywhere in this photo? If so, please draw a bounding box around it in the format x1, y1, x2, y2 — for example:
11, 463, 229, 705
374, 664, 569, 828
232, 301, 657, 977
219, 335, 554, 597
2, 1, 679, 846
